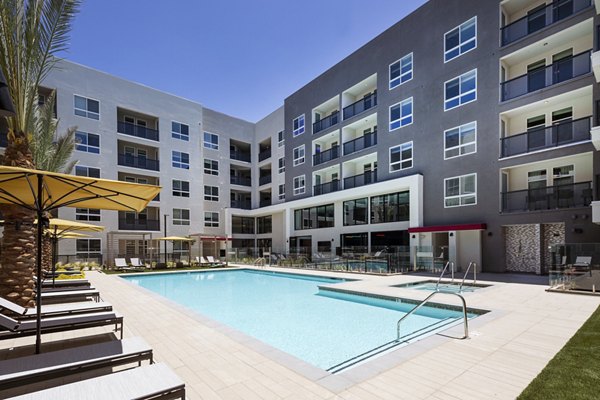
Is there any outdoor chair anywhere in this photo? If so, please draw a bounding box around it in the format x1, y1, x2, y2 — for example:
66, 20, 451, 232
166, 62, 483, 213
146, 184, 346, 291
41, 288, 101, 303
114, 258, 128, 271
207, 256, 224, 267
0, 311, 124, 340
39, 278, 90, 288
0, 337, 152, 394
0, 297, 112, 320
199, 256, 211, 266
4, 362, 185, 400
129, 258, 146, 270
571, 256, 592, 272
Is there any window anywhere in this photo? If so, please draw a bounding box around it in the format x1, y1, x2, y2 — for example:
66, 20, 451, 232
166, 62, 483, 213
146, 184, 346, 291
444, 16, 476, 62
203, 132, 219, 150
293, 145, 305, 166
172, 180, 190, 197
75, 208, 100, 221
278, 157, 285, 173
74, 95, 99, 120
75, 131, 100, 154
370, 191, 410, 224
171, 121, 189, 141
294, 204, 334, 230
257, 216, 272, 234
444, 122, 476, 159
293, 175, 305, 195
389, 53, 413, 89
278, 184, 285, 200
76, 238, 101, 259
343, 198, 368, 226
172, 151, 189, 169
445, 70, 476, 111
232, 216, 255, 234
293, 115, 305, 137
444, 173, 476, 207
278, 130, 284, 147
75, 165, 100, 178
204, 212, 219, 227
173, 208, 190, 225
389, 142, 413, 172
204, 185, 219, 201
204, 159, 218, 175
389, 98, 413, 131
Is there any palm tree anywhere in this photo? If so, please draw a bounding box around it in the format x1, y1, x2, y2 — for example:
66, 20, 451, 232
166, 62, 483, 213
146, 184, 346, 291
0, 0, 80, 306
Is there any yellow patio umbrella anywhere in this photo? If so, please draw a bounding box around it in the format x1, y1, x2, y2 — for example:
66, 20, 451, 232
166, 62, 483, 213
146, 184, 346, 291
0, 166, 161, 354
56, 232, 91, 239
156, 236, 195, 263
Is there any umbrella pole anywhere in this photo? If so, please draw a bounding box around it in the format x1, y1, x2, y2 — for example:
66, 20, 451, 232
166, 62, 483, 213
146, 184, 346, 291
35, 177, 44, 354
52, 227, 58, 287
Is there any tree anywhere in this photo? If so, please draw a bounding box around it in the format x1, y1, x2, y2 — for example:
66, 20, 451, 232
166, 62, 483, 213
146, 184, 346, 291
0, 0, 80, 306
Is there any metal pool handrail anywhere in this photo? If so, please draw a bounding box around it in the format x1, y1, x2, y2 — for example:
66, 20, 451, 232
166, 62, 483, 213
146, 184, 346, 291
459, 261, 477, 291
435, 261, 455, 291
396, 291, 469, 341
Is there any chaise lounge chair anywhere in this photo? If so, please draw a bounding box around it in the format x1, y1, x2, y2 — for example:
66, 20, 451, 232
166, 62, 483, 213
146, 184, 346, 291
114, 258, 128, 271
0, 311, 123, 340
571, 256, 592, 272
40, 288, 101, 303
0, 337, 152, 394
39, 278, 91, 289
207, 256, 224, 267
129, 258, 146, 270
0, 297, 112, 320
5, 362, 185, 400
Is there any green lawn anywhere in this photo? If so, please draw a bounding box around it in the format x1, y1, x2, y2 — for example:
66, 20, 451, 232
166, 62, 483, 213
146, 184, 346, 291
102, 265, 233, 275
518, 304, 600, 400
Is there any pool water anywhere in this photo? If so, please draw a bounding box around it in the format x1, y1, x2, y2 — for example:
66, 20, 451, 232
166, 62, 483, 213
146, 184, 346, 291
123, 270, 476, 371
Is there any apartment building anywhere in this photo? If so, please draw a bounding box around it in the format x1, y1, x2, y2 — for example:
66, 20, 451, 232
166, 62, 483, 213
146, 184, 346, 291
4, 0, 598, 273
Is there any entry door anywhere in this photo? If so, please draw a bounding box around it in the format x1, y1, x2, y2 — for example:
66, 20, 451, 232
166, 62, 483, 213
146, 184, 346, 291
527, 60, 546, 92
527, 4, 546, 34
552, 49, 573, 84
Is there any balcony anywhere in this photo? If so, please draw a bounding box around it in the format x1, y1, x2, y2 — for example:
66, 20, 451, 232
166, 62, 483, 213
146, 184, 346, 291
501, 0, 592, 46
118, 218, 160, 231
117, 121, 159, 141
501, 50, 591, 101
258, 148, 271, 162
259, 174, 272, 186
230, 175, 252, 187
343, 91, 377, 120
501, 181, 592, 213
230, 150, 251, 163
313, 112, 339, 134
313, 145, 339, 166
314, 179, 340, 196
344, 170, 378, 190
343, 130, 377, 156
501, 116, 591, 157
259, 198, 272, 208
117, 154, 160, 171
230, 200, 251, 210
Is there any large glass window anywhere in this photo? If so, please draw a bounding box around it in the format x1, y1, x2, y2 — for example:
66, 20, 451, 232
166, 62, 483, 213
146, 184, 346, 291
444, 121, 476, 159
75, 131, 100, 154
74, 95, 99, 120
257, 216, 272, 234
204, 212, 219, 227
172, 151, 189, 169
389, 98, 413, 131
293, 145, 305, 166
293, 114, 305, 136
75, 208, 100, 221
293, 175, 305, 195
278, 130, 285, 147
278, 157, 285, 173
232, 216, 255, 234
76, 238, 101, 259
389, 53, 413, 89
75, 165, 100, 178
294, 204, 334, 230
445, 70, 476, 111
343, 198, 368, 226
370, 191, 410, 224
204, 159, 218, 175
444, 16, 477, 62
203, 132, 219, 150
389, 141, 413, 172
278, 184, 285, 200
172, 180, 190, 197
173, 208, 190, 225
444, 173, 476, 207
172, 121, 189, 141
204, 185, 219, 201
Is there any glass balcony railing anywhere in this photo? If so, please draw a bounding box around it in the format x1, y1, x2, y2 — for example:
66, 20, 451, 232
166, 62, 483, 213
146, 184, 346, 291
259, 174, 272, 186
259, 199, 272, 208
118, 218, 160, 231
314, 179, 340, 196
313, 111, 339, 134
343, 131, 377, 156
230, 175, 251, 187
313, 145, 340, 166
258, 148, 271, 162
501, 181, 593, 213
501, 117, 591, 158
117, 121, 159, 141
230, 150, 251, 163
343, 91, 377, 120
230, 200, 251, 210
344, 170, 378, 190
501, 0, 591, 46
501, 50, 591, 101
117, 154, 160, 171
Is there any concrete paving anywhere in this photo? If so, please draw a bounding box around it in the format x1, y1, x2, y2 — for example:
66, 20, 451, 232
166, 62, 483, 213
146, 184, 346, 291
1, 266, 599, 399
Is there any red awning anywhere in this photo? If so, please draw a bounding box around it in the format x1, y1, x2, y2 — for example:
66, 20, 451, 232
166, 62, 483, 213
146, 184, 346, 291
408, 223, 486, 233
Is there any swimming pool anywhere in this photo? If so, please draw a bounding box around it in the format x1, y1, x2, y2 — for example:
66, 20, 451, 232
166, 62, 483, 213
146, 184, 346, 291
123, 269, 481, 371
396, 280, 491, 293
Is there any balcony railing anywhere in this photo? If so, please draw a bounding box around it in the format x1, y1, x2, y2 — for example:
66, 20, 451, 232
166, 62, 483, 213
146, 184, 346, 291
230, 200, 251, 210
258, 148, 271, 162
501, 0, 591, 46
344, 170, 378, 190
230, 175, 251, 187
501, 116, 591, 158
117, 154, 160, 171
259, 174, 272, 186
501, 181, 593, 213
343, 130, 377, 156
118, 218, 160, 231
230, 150, 251, 163
313, 111, 339, 134
313, 145, 340, 166
501, 50, 591, 101
259, 199, 272, 208
117, 121, 159, 141
314, 179, 340, 196
343, 91, 377, 120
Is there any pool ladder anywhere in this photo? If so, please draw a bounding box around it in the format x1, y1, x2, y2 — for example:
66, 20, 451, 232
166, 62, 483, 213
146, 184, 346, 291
460, 261, 477, 291
396, 291, 469, 341
435, 261, 455, 291
435, 261, 477, 292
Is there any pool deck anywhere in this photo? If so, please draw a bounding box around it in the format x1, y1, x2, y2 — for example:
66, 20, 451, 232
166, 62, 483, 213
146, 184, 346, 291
2, 266, 599, 399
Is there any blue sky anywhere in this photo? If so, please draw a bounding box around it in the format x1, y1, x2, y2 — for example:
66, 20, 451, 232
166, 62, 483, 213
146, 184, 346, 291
65, 0, 427, 122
